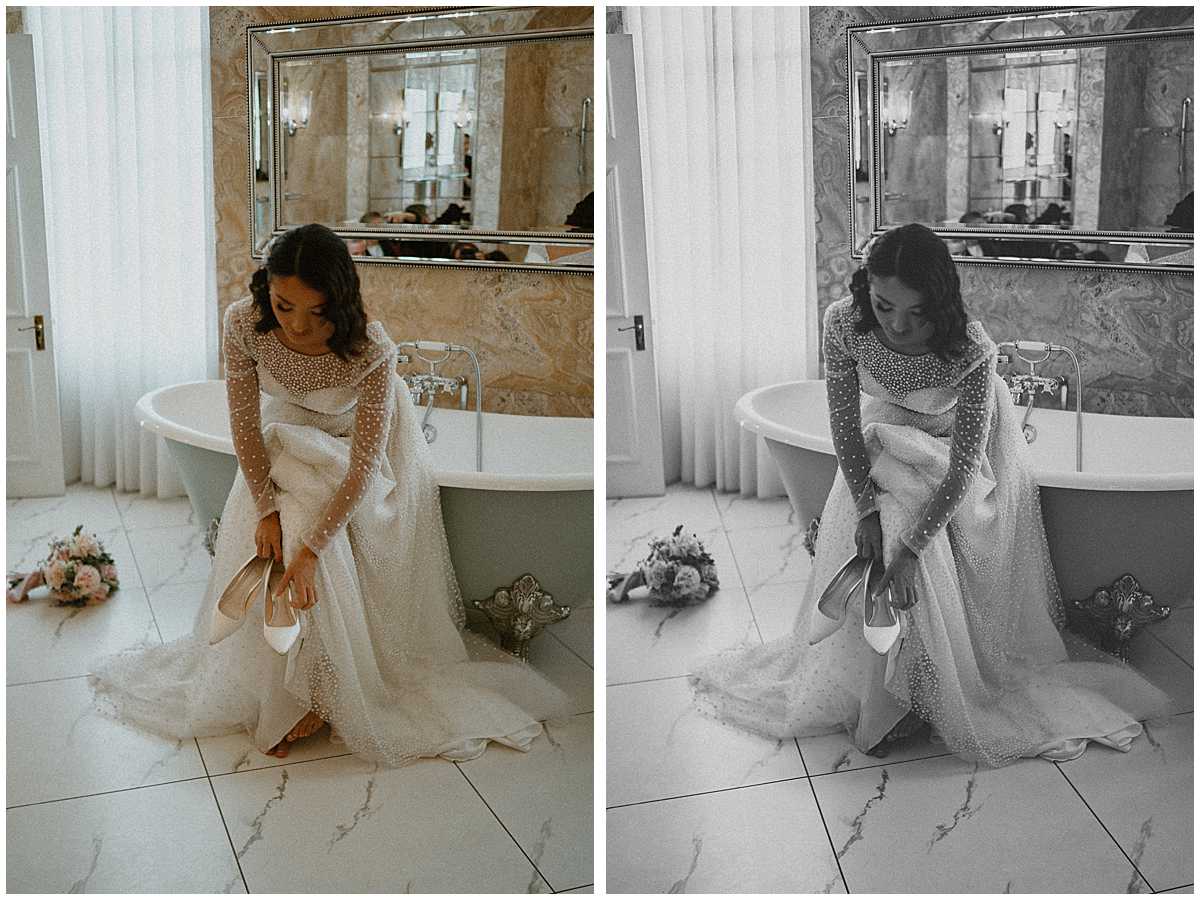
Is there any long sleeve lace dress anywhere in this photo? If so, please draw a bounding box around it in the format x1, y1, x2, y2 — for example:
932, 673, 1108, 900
690, 297, 1169, 767
90, 298, 570, 764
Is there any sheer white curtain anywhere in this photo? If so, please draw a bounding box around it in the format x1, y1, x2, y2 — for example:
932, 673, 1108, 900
25, 6, 217, 497
628, 6, 819, 496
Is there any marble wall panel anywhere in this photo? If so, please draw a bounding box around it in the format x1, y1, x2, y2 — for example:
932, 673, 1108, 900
7, 7, 23, 33
210, 6, 593, 418
809, 6, 1193, 417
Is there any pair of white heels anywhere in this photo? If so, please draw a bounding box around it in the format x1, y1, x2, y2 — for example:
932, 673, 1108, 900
208, 555, 302, 654
811, 554, 902, 655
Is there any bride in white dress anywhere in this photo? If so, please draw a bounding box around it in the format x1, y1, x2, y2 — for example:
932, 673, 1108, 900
690, 224, 1169, 767
91, 224, 569, 764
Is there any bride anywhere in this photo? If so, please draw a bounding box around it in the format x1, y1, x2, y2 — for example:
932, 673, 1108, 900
91, 224, 569, 764
691, 223, 1169, 767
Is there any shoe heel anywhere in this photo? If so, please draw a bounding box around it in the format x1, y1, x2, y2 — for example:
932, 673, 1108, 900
861, 560, 900, 655
262, 561, 301, 655
817, 555, 867, 623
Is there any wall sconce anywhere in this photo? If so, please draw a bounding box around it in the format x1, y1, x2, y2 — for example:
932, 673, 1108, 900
281, 88, 312, 136
392, 95, 412, 136
881, 84, 911, 136
992, 121, 1005, 136
453, 89, 472, 129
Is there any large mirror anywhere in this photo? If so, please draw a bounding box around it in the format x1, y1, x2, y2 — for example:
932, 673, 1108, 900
249, 6, 594, 271
848, 7, 1193, 270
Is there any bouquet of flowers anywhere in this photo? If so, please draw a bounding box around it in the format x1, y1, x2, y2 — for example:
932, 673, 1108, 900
7, 525, 121, 607
608, 525, 719, 607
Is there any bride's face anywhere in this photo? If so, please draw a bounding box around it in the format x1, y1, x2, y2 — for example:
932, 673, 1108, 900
270, 275, 335, 350
868, 274, 935, 351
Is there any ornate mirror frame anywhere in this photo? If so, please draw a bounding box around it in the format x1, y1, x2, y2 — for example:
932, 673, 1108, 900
247, 6, 594, 273
846, 7, 1194, 272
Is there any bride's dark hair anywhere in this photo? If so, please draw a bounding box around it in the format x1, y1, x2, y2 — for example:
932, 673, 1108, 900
248, 224, 369, 362
848, 223, 970, 362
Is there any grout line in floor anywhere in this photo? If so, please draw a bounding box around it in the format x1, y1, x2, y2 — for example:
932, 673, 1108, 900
606, 673, 692, 688
605, 774, 810, 812
452, 761, 554, 892
195, 736, 251, 894
7, 673, 94, 689
556, 884, 592, 894
546, 624, 593, 671
1155, 884, 1193, 894
1143, 627, 1193, 671
1051, 759, 1154, 892
795, 736, 850, 894
5, 773, 214, 811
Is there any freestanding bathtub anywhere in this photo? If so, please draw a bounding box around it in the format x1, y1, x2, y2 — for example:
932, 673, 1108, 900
135, 380, 593, 613
736, 380, 1194, 607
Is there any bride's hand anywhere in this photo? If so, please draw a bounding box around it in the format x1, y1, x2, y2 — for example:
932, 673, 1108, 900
277, 544, 319, 610
855, 512, 883, 560
876, 544, 919, 610
255, 512, 283, 561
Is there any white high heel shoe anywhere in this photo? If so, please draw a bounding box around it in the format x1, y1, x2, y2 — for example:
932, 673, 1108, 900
809, 554, 870, 645
861, 559, 901, 655
262, 560, 301, 655
209, 555, 271, 645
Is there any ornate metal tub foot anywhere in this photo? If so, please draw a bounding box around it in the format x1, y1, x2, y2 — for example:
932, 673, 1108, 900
1065, 573, 1171, 661
473, 573, 570, 660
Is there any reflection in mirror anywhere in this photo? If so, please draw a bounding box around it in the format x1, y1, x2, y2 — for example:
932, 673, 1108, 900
877, 34, 1193, 235
848, 6, 1194, 269
942, 233, 1193, 267
248, 6, 594, 271
276, 37, 591, 235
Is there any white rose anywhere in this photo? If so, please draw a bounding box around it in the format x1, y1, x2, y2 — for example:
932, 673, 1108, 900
673, 565, 702, 595
43, 560, 68, 590
73, 564, 101, 594
679, 534, 703, 557
70, 532, 100, 558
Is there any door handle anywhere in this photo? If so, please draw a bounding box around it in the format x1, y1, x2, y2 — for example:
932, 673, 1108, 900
16, 314, 45, 351
616, 314, 645, 351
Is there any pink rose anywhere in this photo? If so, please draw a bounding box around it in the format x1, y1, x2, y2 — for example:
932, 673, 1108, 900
43, 560, 68, 590
54, 546, 71, 562
101, 564, 118, 583
73, 564, 101, 594
88, 583, 111, 604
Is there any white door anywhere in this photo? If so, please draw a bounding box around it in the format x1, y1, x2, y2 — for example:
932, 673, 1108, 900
7, 34, 66, 497
606, 34, 665, 498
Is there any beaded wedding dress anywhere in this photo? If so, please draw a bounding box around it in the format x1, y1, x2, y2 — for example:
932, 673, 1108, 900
690, 298, 1169, 767
91, 298, 569, 764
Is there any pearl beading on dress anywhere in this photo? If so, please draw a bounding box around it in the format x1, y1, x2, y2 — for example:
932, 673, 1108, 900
222, 300, 397, 554
822, 298, 997, 554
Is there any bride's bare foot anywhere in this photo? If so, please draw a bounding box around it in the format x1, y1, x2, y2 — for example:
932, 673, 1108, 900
286, 710, 325, 743
262, 711, 326, 759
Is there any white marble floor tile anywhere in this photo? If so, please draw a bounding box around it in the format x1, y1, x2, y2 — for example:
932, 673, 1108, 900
6, 526, 143, 591
725, 524, 813, 595
6, 585, 159, 684
114, 490, 196, 531
212, 754, 551, 892
7, 677, 208, 806
145, 579, 210, 644
6, 482, 123, 536
607, 677, 806, 807
197, 727, 350, 777
607, 778, 844, 894
125, 524, 212, 594
607, 483, 722, 535
714, 491, 797, 532
812, 754, 1151, 893
527, 630, 595, 717
746, 580, 809, 644
548, 604, 593, 667
1147, 606, 1193, 668
607, 572, 757, 685
6, 779, 243, 893
1057, 713, 1193, 892
797, 725, 952, 777
459, 713, 593, 891
1126, 629, 1193, 716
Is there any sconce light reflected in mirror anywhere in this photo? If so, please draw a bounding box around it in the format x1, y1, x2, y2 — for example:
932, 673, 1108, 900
881, 83, 911, 136
453, 89, 472, 130
281, 88, 312, 136
393, 95, 412, 136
